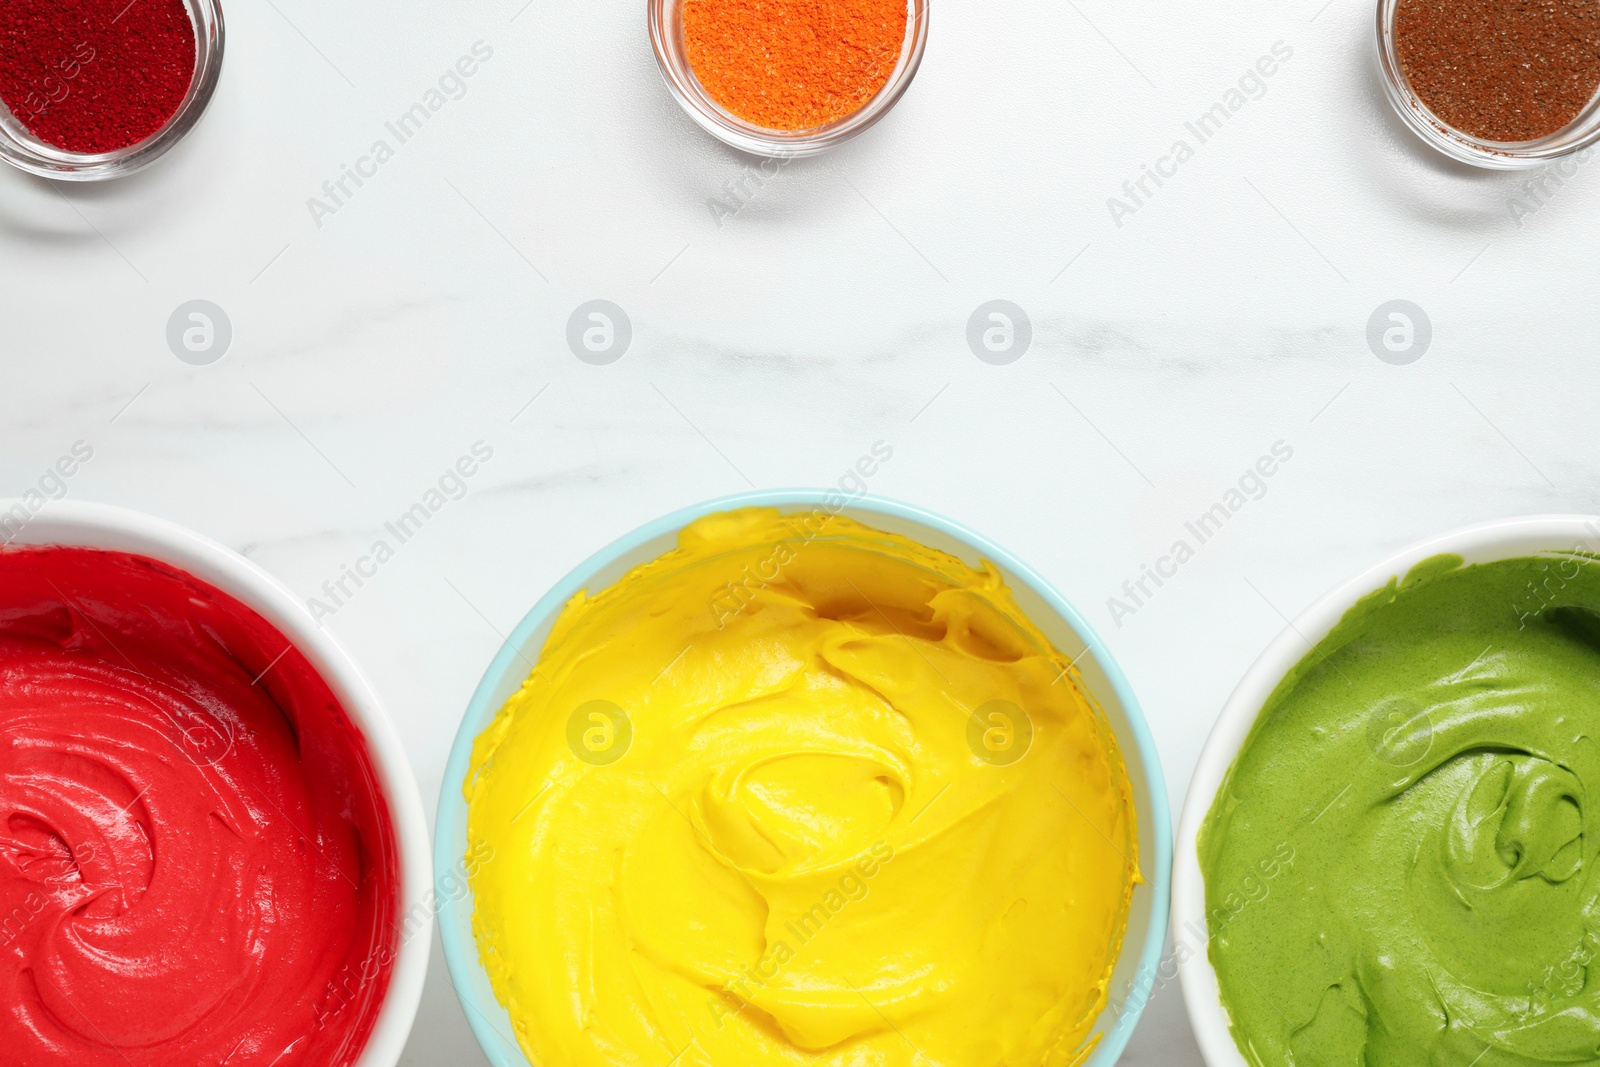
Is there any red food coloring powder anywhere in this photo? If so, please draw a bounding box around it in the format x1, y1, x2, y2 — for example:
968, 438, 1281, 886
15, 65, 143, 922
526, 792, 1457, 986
0, 0, 197, 154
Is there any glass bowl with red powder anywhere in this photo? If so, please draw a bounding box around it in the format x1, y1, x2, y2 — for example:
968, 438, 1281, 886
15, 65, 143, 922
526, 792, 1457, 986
1378, 0, 1600, 168
648, 0, 929, 156
0, 0, 224, 180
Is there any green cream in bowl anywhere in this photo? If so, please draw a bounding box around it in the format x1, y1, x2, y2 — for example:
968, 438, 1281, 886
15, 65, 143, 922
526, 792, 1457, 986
1175, 517, 1600, 1067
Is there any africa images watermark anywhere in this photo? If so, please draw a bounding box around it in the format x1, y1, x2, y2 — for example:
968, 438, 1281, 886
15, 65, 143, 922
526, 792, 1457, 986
708, 440, 895, 628
167, 300, 233, 365
1507, 149, 1593, 228
1511, 520, 1600, 629
313, 840, 495, 1028
0, 842, 100, 948
1107, 440, 1294, 628
1107, 40, 1294, 227
307, 440, 495, 621
1526, 910, 1600, 1014
967, 699, 1033, 765
1111, 841, 1295, 1024
306, 41, 495, 228
706, 841, 896, 1029
968, 300, 1032, 365
15, 40, 96, 123
0, 441, 96, 544
1367, 300, 1431, 365
706, 150, 801, 227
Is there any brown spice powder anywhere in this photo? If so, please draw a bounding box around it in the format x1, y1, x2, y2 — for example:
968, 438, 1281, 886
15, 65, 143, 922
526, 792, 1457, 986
1396, 0, 1600, 142
683, 0, 908, 131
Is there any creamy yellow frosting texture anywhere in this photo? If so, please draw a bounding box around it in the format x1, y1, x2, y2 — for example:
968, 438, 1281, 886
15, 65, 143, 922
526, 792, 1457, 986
466, 507, 1140, 1067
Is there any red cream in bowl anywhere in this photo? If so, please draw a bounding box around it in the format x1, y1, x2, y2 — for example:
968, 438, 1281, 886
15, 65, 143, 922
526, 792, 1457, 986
0, 545, 397, 1065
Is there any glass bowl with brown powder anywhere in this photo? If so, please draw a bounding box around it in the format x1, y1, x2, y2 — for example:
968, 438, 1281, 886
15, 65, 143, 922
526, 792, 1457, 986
1378, 0, 1600, 167
648, 0, 929, 156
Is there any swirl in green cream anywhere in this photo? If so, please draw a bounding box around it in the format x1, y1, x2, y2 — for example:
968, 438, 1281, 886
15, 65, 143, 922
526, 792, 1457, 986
1199, 553, 1600, 1066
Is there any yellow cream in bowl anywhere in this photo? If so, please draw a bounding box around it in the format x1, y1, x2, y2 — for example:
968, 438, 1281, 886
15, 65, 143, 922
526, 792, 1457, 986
465, 507, 1139, 1067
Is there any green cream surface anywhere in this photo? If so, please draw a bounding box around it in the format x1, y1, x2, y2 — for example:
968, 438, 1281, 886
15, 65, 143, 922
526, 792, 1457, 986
1199, 554, 1600, 1067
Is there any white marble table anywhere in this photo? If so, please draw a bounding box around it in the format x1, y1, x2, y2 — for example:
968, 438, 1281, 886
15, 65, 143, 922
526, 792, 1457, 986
3, 0, 1595, 1060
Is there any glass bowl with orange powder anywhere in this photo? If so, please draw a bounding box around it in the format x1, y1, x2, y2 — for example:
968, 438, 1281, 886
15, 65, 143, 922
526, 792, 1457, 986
649, 0, 929, 155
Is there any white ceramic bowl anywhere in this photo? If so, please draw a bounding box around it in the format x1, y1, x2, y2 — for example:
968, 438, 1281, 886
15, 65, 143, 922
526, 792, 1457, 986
0, 500, 431, 1066
1175, 514, 1600, 1065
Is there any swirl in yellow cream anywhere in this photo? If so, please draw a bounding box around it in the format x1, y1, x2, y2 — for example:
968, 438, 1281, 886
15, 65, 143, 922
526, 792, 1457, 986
466, 507, 1139, 1067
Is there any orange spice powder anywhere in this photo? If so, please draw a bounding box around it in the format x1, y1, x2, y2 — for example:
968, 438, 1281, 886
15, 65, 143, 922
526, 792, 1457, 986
683, 0, 909, 130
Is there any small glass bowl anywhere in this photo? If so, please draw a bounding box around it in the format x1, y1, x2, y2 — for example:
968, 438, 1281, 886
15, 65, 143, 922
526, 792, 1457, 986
1377, 0, 1600, 169
648, 0, 929, 157
0, 0, 224, 181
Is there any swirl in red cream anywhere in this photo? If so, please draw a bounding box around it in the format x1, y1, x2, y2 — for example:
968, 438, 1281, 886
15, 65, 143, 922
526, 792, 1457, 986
0, 546, 397, 1066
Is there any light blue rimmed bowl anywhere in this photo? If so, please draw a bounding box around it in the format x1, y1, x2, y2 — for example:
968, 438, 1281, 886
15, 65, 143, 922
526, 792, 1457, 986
435, 489, 1172, 1066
